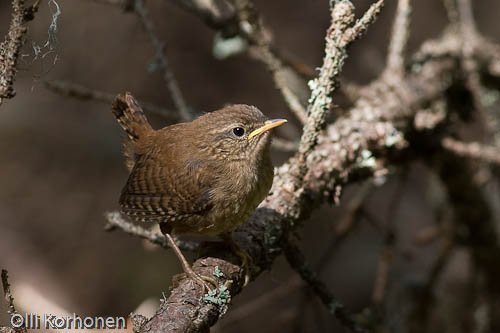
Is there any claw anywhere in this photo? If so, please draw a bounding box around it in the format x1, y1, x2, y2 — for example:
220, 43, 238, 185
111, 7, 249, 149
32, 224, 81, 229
185, 267, 217, 292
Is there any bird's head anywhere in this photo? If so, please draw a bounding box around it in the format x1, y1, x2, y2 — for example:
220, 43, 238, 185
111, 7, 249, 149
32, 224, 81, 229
193, 105, 287, 163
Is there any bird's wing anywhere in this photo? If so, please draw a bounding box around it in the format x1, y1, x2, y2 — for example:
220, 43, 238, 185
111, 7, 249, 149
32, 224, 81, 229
119, 132, 215, 223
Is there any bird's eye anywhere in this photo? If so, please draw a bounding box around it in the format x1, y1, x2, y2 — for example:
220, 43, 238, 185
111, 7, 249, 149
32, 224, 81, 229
232, 127, 245, 137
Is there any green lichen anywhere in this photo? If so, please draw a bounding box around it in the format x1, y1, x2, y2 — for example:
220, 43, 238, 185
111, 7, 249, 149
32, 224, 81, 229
213, 266, 224, 278
359, 149, 376, 168
481, 89, 500, 107
212, 33, 248, 60
384, 129, 402, 147
201, 285, 231, 306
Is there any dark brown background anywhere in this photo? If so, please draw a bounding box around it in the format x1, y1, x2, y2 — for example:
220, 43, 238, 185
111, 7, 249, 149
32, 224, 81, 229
1, 1, 499, 332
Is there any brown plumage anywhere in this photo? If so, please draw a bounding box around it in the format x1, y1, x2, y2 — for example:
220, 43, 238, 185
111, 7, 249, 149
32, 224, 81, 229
111, 93, 286, 288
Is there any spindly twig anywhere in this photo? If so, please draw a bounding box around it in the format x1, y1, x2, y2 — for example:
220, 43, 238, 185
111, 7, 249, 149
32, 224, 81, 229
105, 211, 200, 252
372, 171, 407, 305
283, 235, 365, 333
44, 80, 179, 122
2, 269, 26, 332
2, 270, 16, 315
0, 0, 40, 105
233, 0, 308, 125
134, 0, 192, 121
441, 137, 500, 166
385, 0, 411, 76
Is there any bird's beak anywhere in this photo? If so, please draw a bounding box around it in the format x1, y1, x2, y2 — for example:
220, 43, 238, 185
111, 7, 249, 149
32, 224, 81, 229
248, 119, 287, 140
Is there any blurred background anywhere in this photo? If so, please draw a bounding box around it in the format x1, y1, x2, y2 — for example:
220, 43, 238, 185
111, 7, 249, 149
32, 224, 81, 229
1, 0, 500, 332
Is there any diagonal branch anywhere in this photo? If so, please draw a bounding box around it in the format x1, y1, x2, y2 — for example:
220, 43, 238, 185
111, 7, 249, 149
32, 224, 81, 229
283, 235, 365, 333
134, 0, 192, 121
169, 0, 237, 35
1, 270, 26, 333
233, 0, 308, 124
385, 0, 411, 76
0, 0, 40, 105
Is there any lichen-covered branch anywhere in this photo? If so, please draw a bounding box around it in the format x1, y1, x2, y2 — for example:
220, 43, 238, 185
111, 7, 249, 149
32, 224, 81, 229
297, 0, 384, 168
385, 0, 411, 76
0, 0, 40, 105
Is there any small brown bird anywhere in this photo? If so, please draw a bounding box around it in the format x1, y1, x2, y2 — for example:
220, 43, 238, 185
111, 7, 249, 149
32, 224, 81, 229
111, 93, 286, 289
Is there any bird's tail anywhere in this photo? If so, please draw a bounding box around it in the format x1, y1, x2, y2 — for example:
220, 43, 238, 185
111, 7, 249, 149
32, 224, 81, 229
111, 93, 153, 142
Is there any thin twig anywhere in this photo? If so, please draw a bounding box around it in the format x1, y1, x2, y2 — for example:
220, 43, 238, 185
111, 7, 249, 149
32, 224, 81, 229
441, 137, 500, 166
386, 0, 411, 76
452, 0, 493, 139
0, 0, 40, 105
410, 223, 455, 332
168, 0, 238, 36
134, 0, 192, 121
2, 270, 16, 315
105, 211, 200, 252
233, 0, 308, 124
335, 181, 376, 237
290, 182, 375, 333
2, 270, 26, 332
89, 0, 132, 8
284, 235, 366, 333
372, 171, 407, 304
443, 0, 459, 25
43, 80, 180, 122
221, 276, 302, 328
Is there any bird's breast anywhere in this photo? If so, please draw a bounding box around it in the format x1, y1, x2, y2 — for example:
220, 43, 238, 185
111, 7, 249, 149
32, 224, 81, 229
185, 157, 274, 236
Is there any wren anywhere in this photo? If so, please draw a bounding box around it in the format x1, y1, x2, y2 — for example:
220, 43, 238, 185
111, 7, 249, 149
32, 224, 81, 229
111, 93, 286, 289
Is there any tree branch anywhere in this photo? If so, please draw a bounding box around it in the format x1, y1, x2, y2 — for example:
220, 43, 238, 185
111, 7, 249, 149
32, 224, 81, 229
441, 137, 500, 166
232, 0, 308, 124
0, 0, 40, 105
1, 270, 26, 333
105, 211, 200, 252
283, 235, 365, 333
134, 0, 192, 121
385, 0, 411, 76
43, 80, 180, 122
297, 0, 384, 168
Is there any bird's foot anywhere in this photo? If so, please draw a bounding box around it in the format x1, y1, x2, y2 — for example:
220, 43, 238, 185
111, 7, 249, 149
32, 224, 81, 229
234, 248, 253, 287
184, 265, 218, 292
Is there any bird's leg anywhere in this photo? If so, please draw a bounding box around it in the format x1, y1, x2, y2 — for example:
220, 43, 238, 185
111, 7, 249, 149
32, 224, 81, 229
221, 233, 253, 286
162, 232, 217, 292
